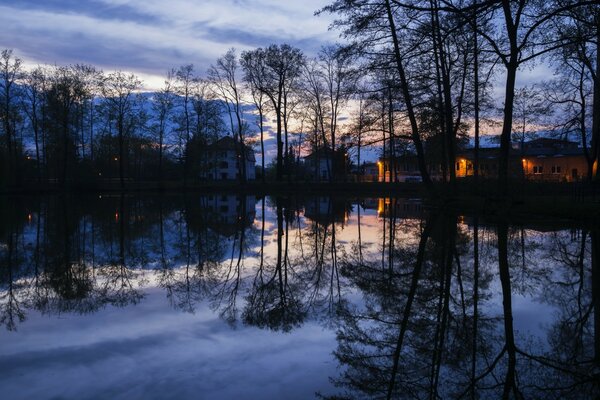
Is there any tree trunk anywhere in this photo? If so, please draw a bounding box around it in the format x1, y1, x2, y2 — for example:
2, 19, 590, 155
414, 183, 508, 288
499, 58, 518, 196
591, 11, 600, 181
384, 0, 434, 191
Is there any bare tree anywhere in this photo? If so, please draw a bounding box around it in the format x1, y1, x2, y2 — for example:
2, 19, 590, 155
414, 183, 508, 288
208, 49, 248, 182
22, 66, 48, 183
151, 69, 176, 183
241, 44, 305, 181
100, 71, 143, 189
0, 49, 24, 185
174, 64, 196, 183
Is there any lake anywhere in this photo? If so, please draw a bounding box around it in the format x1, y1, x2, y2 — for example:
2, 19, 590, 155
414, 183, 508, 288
0, 193, 598, 399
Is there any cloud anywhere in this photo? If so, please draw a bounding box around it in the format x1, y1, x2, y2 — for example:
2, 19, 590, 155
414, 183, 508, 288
0, 0, 337, 88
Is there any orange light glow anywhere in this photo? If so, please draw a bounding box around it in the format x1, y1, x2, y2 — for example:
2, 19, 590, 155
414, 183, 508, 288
115, 212, 119, 222
377, 199, 384, 216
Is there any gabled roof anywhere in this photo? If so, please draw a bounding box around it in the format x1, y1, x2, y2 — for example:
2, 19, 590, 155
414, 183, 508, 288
303, 147, 336, 160
521, 138, 583, 157
523, 138, 578, 148
205, 136, 255, 161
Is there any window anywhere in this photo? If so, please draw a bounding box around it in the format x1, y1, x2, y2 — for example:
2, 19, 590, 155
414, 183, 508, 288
533, 166, 543, 174
551, 165, 561, 174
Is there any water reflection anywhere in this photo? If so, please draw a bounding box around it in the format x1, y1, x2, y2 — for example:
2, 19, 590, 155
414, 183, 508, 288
0, 194, 598, 399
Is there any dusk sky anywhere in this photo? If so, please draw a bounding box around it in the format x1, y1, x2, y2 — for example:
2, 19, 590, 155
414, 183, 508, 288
0, 0, 336, 88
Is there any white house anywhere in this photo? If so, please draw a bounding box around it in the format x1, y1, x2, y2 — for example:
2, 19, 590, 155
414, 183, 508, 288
201, 136, 256, 181
303, 148, 335, 181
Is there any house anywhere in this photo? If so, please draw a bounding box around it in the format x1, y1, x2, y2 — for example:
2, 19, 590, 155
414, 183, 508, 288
359, 162, 379, 182
520, 138, 587, 182
303, 148, 348, 181
201, 136, 256, 181
378, 154, 441, 182
377, 138, 589, 182
456, 139, 587, 181
455, 147, 522, 178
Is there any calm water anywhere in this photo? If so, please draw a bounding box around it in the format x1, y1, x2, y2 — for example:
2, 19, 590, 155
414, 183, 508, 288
0, 194, 598, 399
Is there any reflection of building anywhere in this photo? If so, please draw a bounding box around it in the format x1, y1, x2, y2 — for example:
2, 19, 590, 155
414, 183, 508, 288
303, 196, 349, 226
378, 138, 589, 182
201, 136, 256, 181
377, 198, 423, 219
360, 198, 380, 211
200, 195, 256, 236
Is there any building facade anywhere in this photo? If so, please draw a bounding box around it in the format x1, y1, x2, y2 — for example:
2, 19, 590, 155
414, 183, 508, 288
520, 139, 587, 182
378, 138, 588, 183
303, 148, 341, 181
200, 136, 256, 181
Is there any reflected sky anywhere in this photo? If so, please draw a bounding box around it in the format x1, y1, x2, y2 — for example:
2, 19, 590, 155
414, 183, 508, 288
0, 194, 597, 399
1, 288, 336, 400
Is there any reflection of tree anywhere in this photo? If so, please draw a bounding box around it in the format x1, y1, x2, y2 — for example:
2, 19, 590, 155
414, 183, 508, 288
1, 193, 598, 399
325, 214, 600, 399
324, 213, 439, 399
243, 197, 306, 332
0, 228, 25, 330
99, 194, 143, 307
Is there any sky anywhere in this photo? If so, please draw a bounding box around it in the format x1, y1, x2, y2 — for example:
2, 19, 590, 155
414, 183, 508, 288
0, 0, 336, 89
0, 0, 557, 162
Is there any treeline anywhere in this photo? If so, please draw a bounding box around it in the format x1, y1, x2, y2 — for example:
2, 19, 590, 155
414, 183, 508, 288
318, 0, 600, 192
0, 0, 598, 191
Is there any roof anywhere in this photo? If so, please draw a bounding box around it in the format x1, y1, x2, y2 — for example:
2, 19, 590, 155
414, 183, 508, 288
303, 147, 336, 160
457, 147, 504, 159
206, 136, 255, 162
521, 138, 583, 157
523, 138, 578, 148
